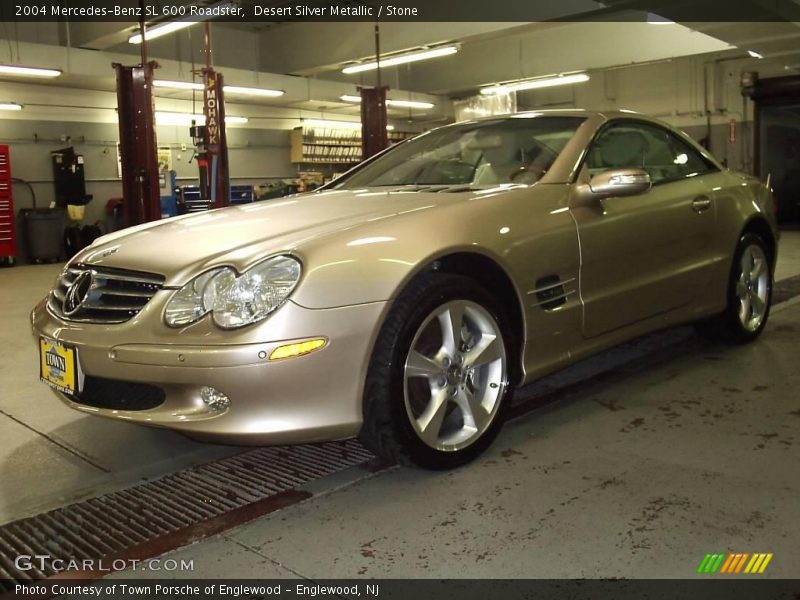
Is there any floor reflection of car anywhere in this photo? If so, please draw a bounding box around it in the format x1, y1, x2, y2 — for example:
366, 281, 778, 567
32, 110, 778, 469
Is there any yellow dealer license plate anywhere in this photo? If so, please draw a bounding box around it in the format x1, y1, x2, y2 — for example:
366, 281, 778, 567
39, 337, 81, 396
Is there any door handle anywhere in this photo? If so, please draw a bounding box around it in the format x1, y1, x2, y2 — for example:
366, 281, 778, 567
691, 195, 712, 213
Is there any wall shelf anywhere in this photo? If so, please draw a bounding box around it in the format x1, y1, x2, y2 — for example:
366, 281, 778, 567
290, 126, 416, 165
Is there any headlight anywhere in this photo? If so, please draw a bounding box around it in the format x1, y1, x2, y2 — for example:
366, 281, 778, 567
165, 255, 301, 329
209, 256, 301, 329
164, 269, 224, 327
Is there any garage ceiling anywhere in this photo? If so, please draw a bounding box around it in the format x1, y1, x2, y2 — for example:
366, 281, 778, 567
60, 4, 800, 97
1, 0, 798, 126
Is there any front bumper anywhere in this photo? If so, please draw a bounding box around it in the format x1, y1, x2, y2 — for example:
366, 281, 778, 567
32, 294, 386, 444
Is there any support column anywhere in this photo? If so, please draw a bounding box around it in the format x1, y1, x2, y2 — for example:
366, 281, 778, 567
202, 68, 230, 209
360, 86, 388, 160
114, 61, 161, 227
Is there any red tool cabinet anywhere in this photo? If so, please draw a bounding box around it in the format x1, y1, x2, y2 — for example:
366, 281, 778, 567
0, 145, 17, 262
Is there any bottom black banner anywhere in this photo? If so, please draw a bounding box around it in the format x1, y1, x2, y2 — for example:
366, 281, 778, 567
2, 579, 800, 600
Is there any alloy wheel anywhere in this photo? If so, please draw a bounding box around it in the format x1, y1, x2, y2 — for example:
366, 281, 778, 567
403, 300, 507, 452
735, 243, 770, 332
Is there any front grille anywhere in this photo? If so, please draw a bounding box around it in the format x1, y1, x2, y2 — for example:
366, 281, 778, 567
47, 263, 165, 324
71, 375, 166, 410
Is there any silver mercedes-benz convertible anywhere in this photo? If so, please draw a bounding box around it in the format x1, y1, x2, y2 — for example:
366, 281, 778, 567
32, 110, 778, 468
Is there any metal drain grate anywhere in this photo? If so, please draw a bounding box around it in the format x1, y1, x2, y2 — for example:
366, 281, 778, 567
0, 440, 374, 589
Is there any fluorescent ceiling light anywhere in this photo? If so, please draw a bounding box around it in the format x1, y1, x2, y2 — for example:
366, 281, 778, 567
748, 50, 764, 59
480, 73, 590, 95
342, 46, 458, 74
224, 85, 284, 97
156, 111, 247, 125
339, 94, 434, 109
303, 118, 394, 131
388, 99, 434, 109
129, 21, 195, 44
155, 80, 285, 97
0, 64, 61, 78
154, 79, 203, 90
129, 2, 239, 44
0, 102, 22, 111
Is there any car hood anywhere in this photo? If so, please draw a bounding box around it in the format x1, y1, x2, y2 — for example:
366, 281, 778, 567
76, 186, 514, 286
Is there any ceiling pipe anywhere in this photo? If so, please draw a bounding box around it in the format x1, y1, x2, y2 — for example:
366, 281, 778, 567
204, 22, 212, 69
374, 23, 381, 89
138, 0, 147, 65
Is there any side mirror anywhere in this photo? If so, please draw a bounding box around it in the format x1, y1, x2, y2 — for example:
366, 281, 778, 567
588, 168, 652, 198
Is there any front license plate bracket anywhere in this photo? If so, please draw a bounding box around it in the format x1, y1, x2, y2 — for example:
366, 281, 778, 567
39, 337, 83, 396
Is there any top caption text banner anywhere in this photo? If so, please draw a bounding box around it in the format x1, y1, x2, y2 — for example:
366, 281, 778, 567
4, 0, 800, 22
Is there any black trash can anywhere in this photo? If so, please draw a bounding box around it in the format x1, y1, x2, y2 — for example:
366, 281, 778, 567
21, 208, 64, 263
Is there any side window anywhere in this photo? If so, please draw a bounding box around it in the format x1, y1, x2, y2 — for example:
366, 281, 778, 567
665, 133, 718, 179
586, 122, 717, 185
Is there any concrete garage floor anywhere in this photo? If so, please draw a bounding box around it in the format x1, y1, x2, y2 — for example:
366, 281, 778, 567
1, 231, 799, 579
121, 299, 800, 580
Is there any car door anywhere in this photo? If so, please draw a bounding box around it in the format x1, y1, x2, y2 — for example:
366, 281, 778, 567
570, 120, 720, 338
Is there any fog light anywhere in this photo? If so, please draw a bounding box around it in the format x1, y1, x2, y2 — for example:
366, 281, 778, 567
269, 338, 327, 360
200, 386, 230, 411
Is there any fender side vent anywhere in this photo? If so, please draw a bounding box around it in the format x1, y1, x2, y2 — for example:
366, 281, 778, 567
532, 275, 573, 310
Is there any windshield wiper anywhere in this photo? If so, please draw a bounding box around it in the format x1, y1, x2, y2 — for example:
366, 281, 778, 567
398, 184, 481, 192
436, 183, 531, 193
434, 185, 482, 193
356, 183, 508, 193
365, 184, 438, 192
378, 184, 459, 192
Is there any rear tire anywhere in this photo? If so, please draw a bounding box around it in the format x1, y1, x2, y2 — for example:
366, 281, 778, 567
695, 233, 772, 344
359, 273, 513, 469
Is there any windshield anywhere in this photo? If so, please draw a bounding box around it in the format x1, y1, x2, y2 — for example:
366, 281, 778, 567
332, 116, 585, 190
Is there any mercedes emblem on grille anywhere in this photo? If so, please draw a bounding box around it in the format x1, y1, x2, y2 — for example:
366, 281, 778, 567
63, 271, 94, 315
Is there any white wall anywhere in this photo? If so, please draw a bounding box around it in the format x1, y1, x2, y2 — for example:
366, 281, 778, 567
1, 119, 293, 262
516, 53, 790, 173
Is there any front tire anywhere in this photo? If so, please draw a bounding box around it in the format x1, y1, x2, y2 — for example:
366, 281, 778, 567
360, 273, 513, 469
696, 233, 773, 344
